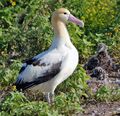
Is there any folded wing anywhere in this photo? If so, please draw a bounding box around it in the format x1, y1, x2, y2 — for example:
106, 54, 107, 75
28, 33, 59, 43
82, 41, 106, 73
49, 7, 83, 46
15, 49, 63, 90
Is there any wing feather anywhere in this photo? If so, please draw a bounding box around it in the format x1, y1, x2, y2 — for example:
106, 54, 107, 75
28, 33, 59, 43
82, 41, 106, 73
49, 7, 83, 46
15, 49, 63, 90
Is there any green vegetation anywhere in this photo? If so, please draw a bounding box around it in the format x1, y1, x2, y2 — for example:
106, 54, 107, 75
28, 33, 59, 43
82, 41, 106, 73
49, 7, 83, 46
0, 0, 120, 115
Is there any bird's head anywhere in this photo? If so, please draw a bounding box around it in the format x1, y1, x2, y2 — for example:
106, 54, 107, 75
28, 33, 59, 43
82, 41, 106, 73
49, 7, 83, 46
52, 8, 84, 27
97, 43, 108, 53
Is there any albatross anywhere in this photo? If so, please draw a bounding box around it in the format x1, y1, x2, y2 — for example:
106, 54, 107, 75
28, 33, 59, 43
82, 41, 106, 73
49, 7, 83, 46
15, 8, 84, 103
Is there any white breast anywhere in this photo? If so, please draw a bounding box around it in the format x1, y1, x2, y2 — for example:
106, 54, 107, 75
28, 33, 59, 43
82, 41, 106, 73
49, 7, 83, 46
31, 46, 78, 93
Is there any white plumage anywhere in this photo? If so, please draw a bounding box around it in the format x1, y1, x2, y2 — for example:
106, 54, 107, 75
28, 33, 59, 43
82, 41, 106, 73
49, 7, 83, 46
15, 8, 84, 103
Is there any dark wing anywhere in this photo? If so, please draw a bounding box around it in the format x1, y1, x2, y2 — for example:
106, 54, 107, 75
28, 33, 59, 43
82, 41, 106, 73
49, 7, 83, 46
19, 57, 38, 73
19, 51, 47, 74
15, 50, 63, 90
16, 61, 62, 90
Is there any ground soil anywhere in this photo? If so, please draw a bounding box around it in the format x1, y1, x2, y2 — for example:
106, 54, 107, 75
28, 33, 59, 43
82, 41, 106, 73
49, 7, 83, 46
80, 101, 120, 116
81, 78, 120, 116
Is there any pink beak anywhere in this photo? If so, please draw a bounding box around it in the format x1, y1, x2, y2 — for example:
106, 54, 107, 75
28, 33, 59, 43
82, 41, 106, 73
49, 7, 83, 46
68, 14, 84, 27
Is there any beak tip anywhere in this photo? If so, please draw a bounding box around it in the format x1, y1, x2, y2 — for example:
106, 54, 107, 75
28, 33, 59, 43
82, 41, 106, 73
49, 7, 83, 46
68, 14, 84, 27
79, 21, 84, 27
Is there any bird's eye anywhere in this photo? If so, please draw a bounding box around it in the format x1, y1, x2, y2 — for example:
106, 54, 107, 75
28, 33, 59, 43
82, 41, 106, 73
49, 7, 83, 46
64, 12, 67, 15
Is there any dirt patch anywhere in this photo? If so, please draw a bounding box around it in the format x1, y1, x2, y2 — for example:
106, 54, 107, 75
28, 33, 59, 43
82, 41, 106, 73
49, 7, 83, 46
80, 101, 120, 116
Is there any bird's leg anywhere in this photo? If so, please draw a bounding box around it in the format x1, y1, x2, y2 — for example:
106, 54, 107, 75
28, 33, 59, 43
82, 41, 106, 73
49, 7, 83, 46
43, 92, 51, 103
43, 92, 54, 104
49, 92, 54, 104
